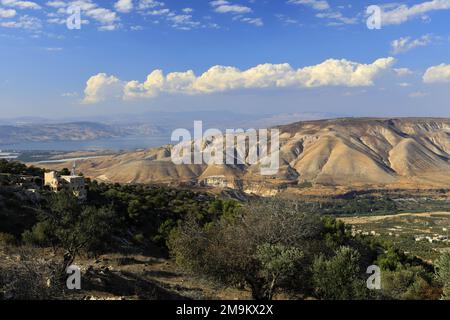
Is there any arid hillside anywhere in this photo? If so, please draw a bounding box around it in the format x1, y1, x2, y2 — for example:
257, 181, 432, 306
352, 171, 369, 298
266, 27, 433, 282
37, 118, 450, 194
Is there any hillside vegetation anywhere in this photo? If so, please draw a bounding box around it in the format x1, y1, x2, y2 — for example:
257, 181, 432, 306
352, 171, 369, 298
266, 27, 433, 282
1, 160, 450, 300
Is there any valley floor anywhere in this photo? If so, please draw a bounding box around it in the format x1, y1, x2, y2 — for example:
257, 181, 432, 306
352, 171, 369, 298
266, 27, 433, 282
339, 211, 450, 261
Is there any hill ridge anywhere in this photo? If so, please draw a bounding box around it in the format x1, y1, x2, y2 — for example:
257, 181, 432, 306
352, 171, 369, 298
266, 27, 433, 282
37, 117, 450, 195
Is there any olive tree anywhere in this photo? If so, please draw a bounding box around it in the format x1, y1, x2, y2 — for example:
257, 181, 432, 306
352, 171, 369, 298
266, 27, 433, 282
31, 192, 116, 274
312, 246, 368, 300
435, 252, 450, 300
170, 200, 324, 300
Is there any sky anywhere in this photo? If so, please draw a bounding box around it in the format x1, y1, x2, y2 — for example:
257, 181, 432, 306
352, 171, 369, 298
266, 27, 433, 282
0, 0, 450, 120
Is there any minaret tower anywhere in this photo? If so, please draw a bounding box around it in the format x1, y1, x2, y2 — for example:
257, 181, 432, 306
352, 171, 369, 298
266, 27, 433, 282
71, 161, 76, 176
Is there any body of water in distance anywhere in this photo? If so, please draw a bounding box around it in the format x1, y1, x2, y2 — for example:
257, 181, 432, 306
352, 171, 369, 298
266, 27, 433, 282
0, 135, 171, 152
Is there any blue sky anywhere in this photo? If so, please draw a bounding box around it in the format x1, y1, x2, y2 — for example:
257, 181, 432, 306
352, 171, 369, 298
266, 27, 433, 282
0, 0, 450, 119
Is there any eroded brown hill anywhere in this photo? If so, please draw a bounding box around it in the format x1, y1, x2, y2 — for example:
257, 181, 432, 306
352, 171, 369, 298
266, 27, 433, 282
37, 118, 450, 195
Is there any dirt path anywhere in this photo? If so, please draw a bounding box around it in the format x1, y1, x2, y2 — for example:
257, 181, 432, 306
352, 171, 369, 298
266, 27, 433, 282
77, 253, 252, 300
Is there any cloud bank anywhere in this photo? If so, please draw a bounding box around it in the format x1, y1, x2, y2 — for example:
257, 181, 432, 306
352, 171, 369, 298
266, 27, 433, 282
82, 58, 396, 104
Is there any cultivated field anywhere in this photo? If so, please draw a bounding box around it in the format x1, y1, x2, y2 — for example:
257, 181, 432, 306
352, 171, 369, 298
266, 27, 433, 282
339, 212, 450, 261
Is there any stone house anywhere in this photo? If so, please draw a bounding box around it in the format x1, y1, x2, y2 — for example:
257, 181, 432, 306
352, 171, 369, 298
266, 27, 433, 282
44, 171, 87, 200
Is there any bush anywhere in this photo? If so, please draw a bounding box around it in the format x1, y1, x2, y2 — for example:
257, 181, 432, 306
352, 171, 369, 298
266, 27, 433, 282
381, 266, 441, 300
0, 246, 64, 300
435, 252, 450, 299
255, 244, 304, 299
0, 159, 43, 176
133, 233, 145, 244
22, 221, 56, 247
29, 192, 117, 272
0, 233, 16, 246
375, 247, 424, 272
312, 246, 369, 300
170, 200, 325, 300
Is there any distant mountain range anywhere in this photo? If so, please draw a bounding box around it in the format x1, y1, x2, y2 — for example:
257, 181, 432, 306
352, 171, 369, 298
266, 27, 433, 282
0, 122, 165, 144
0, 111, 339, 146
37, 117, 450, 195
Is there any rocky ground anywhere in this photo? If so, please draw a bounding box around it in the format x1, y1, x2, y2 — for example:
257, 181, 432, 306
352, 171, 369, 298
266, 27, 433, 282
75, 253, 251, 300
0, 247, 252, 300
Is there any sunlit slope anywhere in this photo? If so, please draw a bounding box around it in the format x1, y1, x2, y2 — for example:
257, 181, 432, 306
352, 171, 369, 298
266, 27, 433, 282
37, 118, 450, 189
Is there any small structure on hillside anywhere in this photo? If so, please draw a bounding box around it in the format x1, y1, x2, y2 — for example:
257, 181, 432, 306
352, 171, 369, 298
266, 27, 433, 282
44, 162, 86, 200
200, 175, 242, 189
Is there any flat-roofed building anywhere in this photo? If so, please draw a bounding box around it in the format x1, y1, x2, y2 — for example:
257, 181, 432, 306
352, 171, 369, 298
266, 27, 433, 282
44, 169, 86, 200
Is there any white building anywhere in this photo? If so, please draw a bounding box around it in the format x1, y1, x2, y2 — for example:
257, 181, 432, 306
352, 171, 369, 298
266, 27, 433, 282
44, 166, 87, 200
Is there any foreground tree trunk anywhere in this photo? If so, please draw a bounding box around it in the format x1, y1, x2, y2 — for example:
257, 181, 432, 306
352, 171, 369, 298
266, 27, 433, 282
246, 276, 274, 300
60, 251, 75, 279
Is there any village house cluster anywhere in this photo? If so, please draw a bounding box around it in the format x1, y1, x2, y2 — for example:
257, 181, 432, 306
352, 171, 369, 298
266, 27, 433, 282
414, 233, 449, 244
351, 226, 450, 244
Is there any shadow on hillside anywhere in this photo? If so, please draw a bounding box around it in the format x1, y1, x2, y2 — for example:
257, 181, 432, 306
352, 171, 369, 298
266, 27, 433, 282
143, 269, 181, 279
111, 256, 151, 266
83, 268, 190, 300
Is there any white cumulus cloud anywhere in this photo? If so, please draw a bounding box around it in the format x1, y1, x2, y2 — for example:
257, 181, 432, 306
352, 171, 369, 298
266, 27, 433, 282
115, 0, 133, 13
82, 73, 124, 104
82, 58, 396, 104
423, 64, 450, 83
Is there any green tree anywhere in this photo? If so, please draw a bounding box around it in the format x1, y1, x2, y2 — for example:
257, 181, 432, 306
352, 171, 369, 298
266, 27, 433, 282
37, 192, 116, 273
381, 266, 440, 300
376, 248, 404, 271
127, 199, 142, 220
22, 220, 56, 248
435, 252, 450, 299
255, 244, 304, 300
58, 168, 71, 176
312, 246, 368, 300
170, 200, 322, 300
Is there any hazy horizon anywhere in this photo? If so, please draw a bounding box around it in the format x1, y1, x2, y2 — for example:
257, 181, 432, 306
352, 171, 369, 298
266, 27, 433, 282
1, 0, 450, 120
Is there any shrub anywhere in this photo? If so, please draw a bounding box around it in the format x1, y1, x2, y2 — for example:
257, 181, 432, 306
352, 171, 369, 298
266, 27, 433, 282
31, 192, 117, 272
22, 221, 55, 247
170, 200, 324, 300
312, 246, 369, 300
133, 233, 145, 244
255, 244, 304, 299
381, 265, 441, 300
435, 252, 450, 300
0, 246, 64, 300
0, 233, 16, 246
